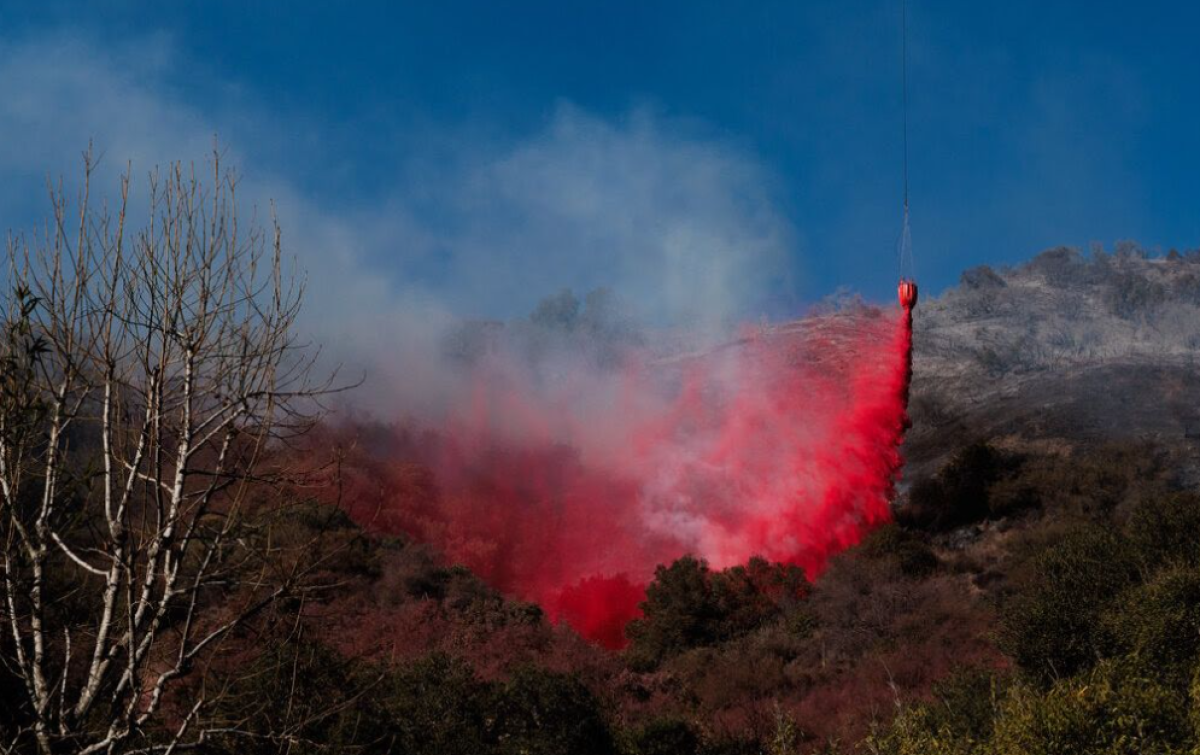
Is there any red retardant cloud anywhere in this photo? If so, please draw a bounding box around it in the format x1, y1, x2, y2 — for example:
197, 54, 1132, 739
337, 305, 914, 648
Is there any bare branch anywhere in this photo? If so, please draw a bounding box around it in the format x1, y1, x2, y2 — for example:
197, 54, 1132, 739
0, 149, 342, 754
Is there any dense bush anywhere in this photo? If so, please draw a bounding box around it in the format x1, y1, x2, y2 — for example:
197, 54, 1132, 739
870, 661, 1197, 755
999, 527, 1139, 683
620, 718, 702, 755
996, 444, 1167, 519
857, 523, 940, 578
924, 670, 1008, 746
205, 640, 381, 754
898, 442, 1020, 531
1124, 492, 1200, 572
864, 670, 1004, 755
625, 555, 808, 671
376, 652, 496, 755
902, 442, 1171, 534
205, 646, 621, 755
991, 660, 1192, 755
1100, 566, 1200, 684
492, 666, 616, 755
870, 450, 1200, 754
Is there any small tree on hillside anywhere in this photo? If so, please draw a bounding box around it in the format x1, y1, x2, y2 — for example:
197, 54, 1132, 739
0, 152, 338, 754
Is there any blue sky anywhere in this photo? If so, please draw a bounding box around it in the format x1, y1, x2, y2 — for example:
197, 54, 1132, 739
3, 0, 1199, 323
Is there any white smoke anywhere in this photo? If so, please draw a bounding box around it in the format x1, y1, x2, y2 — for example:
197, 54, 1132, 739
0, 31, 798, 418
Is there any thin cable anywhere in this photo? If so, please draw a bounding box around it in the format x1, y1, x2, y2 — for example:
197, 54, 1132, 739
896, 0, 914, 280
901, 0, 909, 212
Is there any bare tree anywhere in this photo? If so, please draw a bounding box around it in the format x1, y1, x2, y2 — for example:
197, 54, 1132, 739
0, 151, 338, 754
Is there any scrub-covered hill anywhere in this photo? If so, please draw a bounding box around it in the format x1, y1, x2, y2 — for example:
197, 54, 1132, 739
20, 245, 1198, 755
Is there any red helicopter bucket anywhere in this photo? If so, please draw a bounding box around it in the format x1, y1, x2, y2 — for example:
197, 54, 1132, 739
897, 278, 918, 309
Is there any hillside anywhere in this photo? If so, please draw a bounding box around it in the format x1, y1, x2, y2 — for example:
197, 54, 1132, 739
906, 244, 1200, 480
232, 245, 1200, 754
9, 244, 1200, 754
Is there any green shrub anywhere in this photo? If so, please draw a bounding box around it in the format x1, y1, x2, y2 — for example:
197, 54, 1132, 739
1101, 566, 1200, 684
378, 652, 494, 755
625, 556, 717, 670
992, 660, 1191, 755
765, 705, 803, 755
864, 705, 981, 755
621, 717, 701, 755
492, 666, 615, 755
1000, 527, 1138, 683
1124, 493, 1200, 572
1189, 667, 1200, 742
711, 557, 809, 636
204, 640, 382, 754
927, 670, 1008, 745
867, 662, 1196, 755
625, 556, 808, 670
977, 444, 1164, 522
858, 523, 940, 578
863, 669, 1003, 755
899, 442, 1017, 532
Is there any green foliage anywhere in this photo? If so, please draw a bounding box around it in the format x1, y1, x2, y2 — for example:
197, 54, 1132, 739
864, 669, 1003, 755
1101, 566, 1200, 684
858, 524, 940, 578
1000, 527, 1138, 683
869, 663, 1197, 755
927, 670, 1009, 745
997, 488, 1200, 687
1124, 492, 1200, 572
992, 660, 1191, 755
899, 442, 1018, 531
1190, 667, 1200, 742
620, 718, 701, 755
206, 640, 381, 754
625, 555, 809, 670
207, 646, 620, 755
711, 557, 810, 636
196, 439, 1200, 755
626, 556, 722, 671
266, 500, 384, 581
865, 705, 981, 755
491, 666, 616, 755
877, 455, 1200, 754
1004, 444, 1168, 518
765, 705, 802, 755
377, 652, 495, 755
907, 442, 1167, 533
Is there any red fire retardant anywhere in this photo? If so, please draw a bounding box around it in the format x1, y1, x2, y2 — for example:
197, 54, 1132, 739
345, 304, 916, 648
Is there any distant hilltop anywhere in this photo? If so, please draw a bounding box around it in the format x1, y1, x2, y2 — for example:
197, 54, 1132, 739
905, 243, 1200, 481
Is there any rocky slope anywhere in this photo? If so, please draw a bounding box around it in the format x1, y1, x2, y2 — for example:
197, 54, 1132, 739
906, 244, 1200, 480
